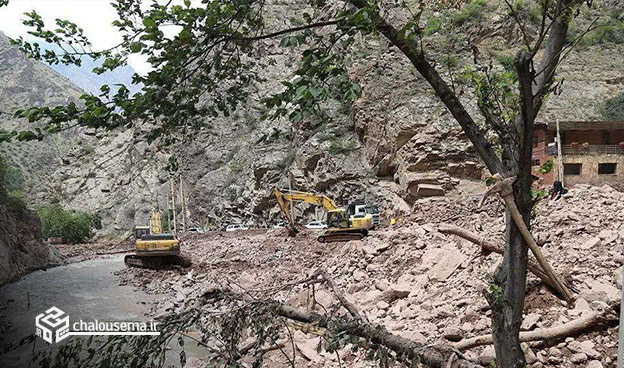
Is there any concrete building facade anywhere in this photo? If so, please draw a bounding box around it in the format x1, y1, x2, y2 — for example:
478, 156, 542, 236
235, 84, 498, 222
532, 121, 624, 188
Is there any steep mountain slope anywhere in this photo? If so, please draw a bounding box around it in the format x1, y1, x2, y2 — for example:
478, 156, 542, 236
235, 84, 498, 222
0, 31, 84, 204
2, 2, 623, 234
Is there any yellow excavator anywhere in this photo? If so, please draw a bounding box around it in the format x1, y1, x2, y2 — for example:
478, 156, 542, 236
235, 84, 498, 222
274, 188, 373, 243
124, 209, 191, 269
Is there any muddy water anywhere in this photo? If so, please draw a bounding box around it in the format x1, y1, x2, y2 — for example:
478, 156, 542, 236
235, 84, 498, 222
0, 256, 164, 367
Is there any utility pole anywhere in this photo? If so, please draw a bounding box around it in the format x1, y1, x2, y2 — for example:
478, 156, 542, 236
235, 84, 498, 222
179, 175, 187, 232
288, 172, 294, 223
166, 192, 172, 233
556, 120, 565, 186
618, 258, 624, 367
170, 174, 177, 235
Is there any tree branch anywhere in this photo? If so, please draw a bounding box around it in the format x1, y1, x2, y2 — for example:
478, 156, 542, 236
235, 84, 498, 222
456, 305, 617, 350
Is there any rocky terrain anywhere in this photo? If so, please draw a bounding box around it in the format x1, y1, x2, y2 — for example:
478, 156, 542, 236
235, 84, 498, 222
1, 2, 623, 236
108, 184, 622, 367
0, 202, 60, 286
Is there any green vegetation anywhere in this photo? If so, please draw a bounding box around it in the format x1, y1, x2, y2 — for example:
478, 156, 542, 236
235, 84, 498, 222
38, 203, 95, 243
328, 139, 358, 155
0, 155, 29, 219
422, 0, 488, 37
423, 17, 444, 36
600, 92, 624, 121
495, 52, 515, 73
583, 20, 624, 45
451, 0, 487, 26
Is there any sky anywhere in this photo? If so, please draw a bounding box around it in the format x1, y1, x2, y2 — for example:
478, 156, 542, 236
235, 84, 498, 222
0, 0, 152, 75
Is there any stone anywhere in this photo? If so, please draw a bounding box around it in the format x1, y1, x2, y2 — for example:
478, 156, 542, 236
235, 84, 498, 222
353, 269, 367, 282
478, 346, 496, 365
428, 248, 466, 281
521, 343, 537, 364
374, 279, 390, 291
587, 360, 603, 368
441, 327, 463, 342
521, 313, 542, 331
581, 280, 619, 302
416, 184, 445, 198
293, 331, 323, 364
569, 353, 588, 364
376, 301, 390, 310
380, 283, 411, 302
579, 237, 600, 250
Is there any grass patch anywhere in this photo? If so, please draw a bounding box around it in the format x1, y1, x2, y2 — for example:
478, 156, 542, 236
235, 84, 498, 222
451, 0, 487, 26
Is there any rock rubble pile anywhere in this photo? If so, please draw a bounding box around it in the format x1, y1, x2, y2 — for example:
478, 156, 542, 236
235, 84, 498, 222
119, 184, 622, 367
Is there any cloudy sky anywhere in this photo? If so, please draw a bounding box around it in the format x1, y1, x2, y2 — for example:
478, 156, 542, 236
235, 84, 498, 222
0, 0, 153, 75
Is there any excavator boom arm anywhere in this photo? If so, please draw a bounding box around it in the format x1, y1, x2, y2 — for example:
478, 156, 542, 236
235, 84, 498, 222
274, 188, 339, 226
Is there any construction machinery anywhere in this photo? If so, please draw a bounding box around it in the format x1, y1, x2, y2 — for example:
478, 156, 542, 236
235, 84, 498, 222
274, 188, 374, 243
124, 209, 191, 269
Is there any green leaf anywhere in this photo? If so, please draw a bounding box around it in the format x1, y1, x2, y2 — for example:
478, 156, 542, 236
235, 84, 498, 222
129, 42, 142, 52
143, 18, 156, 28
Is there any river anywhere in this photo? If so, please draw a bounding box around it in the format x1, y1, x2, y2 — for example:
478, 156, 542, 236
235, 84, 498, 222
0, 255, 164, 367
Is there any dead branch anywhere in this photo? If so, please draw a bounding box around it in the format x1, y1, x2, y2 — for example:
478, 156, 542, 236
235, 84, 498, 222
317, 269, 368, 322
203, 289, 482, 368
455, 306, 617, 350
437, 223, 562, 295
479, 175, 573, 303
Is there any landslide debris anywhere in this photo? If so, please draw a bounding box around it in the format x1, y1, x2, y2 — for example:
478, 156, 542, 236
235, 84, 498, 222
114, 184, 622, 367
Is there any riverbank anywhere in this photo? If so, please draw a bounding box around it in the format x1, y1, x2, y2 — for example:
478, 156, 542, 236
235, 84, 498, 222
111, 185, 622, 367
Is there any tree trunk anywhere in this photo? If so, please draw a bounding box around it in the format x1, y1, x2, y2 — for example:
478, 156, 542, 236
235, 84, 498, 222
488, 50, 536, 367
490, 187, 531, 367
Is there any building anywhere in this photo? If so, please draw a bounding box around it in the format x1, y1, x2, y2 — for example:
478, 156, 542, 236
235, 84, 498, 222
532, 121, 624, 188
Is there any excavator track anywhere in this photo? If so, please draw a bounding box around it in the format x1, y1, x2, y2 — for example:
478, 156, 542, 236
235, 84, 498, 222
317, 230, 368, 243
124, 254, 192, 269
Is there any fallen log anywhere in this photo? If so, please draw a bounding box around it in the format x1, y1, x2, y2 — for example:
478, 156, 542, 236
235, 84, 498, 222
204, 285, 482, 367
438, 223, 570, 299
455, 307, 617, 350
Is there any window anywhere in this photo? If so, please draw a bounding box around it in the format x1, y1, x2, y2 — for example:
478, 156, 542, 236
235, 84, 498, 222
602, 131, 611, 145
532, 135, 538, 148
532, 159, 541, 167
563, 163, 582, 175
598, 163, 617, 175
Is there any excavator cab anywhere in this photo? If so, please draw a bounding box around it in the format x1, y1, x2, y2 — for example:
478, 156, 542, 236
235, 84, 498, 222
134, 226, 150, 240
327, 210, 349, 229
124, 209, 190, 269
274, 188, 373, 243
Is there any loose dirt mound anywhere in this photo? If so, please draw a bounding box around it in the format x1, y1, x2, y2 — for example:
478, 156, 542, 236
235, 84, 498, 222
118, 185, 622, 367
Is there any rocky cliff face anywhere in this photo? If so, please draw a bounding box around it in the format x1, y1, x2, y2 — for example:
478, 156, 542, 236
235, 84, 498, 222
0, 203, 60, 286
2, 3, 624, 234
0, 31, 84, 204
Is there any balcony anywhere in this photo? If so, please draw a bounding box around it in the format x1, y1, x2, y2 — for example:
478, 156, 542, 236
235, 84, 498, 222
546, 144, 624, 155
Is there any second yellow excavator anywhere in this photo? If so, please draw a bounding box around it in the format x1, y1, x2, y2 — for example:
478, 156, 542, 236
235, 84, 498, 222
124, 209, 191, 269
274, 188, 373, 243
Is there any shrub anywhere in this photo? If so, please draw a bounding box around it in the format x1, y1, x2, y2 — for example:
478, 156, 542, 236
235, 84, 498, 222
424, 17, 444, 36
583, 21, 624, 45
600, 93, 624, 121
328, 139, 358, 155
451, 0, 487, 26
38, 203, 94, 243
495, 53, 515, 73
7, 190, 29, 220
0, 155, 7, 200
